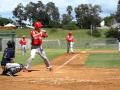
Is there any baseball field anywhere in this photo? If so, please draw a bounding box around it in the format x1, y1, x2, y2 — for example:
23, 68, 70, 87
0, 29, 120, 90
0, 49, 120, 90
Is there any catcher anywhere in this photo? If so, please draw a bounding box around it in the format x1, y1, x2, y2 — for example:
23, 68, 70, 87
66, 31, 75, 53
23, 21, 52, 72
1, 40, 23, 76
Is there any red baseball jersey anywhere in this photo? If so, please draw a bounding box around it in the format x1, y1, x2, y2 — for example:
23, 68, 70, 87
66, 35, 74, 42
31, 30, 48, 46
19, 38, 27, 45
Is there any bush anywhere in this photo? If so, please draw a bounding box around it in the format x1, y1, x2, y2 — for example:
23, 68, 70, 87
105, 28, 120, 38
87, 29, 101, 37
62, 22, 79, 30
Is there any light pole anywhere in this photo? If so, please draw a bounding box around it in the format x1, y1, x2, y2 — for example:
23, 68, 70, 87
90, 24, 93, 39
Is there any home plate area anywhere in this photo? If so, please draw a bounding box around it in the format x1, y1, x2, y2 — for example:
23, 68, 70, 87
0, 50, 120, 90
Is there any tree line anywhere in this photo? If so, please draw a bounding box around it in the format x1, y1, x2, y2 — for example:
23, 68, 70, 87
1, 0, 120, 30
11, 1, 101, 29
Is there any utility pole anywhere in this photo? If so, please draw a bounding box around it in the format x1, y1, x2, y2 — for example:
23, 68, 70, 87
90, 24, 93, 39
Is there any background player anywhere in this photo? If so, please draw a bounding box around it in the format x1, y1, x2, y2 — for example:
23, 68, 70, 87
66, 31, 75, 53
23, 21, 52, 72
19, 35, 27, 55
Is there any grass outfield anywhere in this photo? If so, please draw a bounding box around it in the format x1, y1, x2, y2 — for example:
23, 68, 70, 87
0, 28, 105, 39
85, 53, 120, 68
0, 49, 66, 66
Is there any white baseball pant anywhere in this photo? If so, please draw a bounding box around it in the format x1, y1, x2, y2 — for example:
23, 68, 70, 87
67, 42, 74, 53
21, 45, 26, 55
26, 45, 52, 69
5, 63, 21, 69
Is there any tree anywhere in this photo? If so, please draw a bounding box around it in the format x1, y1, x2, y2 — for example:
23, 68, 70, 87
61, 5, 73, 27
66, 5, 73, 22
0, 17, 11, 26
13, 3, 27, 27
75, 4, 101, 29
61, 14, 72, 25
25, 1, 46, 24
115, 0, 120, 22
104, 14, 115, 26
13, 1, 60, 28
46, 2, 60, 27
67, 5, 73, 15
25, 2, 37, 24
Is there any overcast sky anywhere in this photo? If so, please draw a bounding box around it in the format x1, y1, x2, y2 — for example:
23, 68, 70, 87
0, 0, 118, 18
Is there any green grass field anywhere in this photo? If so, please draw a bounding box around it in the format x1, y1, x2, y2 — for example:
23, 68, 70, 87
0, 49, 66, 66
0, 28, 105, 39
85, 53, 120, 68
0, 49, 120, 68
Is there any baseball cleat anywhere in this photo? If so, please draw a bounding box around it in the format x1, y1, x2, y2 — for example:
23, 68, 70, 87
22, 68, 29, 72
6, 71, 14, 77
47, 66, 53, 71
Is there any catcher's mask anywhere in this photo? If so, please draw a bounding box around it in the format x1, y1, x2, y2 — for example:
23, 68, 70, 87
7, 40, 15, 48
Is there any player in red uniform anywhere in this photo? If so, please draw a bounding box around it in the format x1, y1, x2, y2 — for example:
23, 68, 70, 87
66, 31, 74, 53
19, 35, 27, 55
23, 22, 52, 72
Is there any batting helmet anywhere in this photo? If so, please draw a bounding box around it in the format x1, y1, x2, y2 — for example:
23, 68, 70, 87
34, 22, 43, 29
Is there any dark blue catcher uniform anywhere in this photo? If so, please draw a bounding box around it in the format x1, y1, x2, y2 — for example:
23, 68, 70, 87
1, 48, 15, 66
1, 40, 23, 76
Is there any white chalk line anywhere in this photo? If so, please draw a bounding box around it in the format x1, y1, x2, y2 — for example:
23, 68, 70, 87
56, 54, 79, 71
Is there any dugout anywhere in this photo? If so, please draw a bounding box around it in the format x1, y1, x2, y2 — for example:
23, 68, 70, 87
0, 32, 16, 52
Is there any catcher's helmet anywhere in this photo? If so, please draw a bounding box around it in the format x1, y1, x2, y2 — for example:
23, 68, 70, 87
34, 22, 43, 29
7, 40, 15, 48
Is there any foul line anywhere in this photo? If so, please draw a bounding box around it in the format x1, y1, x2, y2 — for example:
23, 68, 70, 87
56, 54, 79, 71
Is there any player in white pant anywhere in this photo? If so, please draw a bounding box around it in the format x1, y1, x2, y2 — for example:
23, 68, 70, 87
26, 45, 52, 70
19, 35, 27, 55
21, 45, 26, 55
66, 31, 75, 53
67, 42, 74, 53
23, 22, 52, 72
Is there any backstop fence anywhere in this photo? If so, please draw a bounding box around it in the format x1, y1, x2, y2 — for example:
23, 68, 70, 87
0, 32, 16, 51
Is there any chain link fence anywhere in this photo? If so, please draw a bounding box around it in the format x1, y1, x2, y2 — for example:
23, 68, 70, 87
15, 38, 118, 50
0, 32, 118, 52
0, 32, 16, 51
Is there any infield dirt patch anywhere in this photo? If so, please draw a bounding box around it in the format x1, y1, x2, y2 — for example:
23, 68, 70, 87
0, 50, 120, 90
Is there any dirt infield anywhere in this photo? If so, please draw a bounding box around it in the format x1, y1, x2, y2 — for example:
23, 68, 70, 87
0, 50, 120, 90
